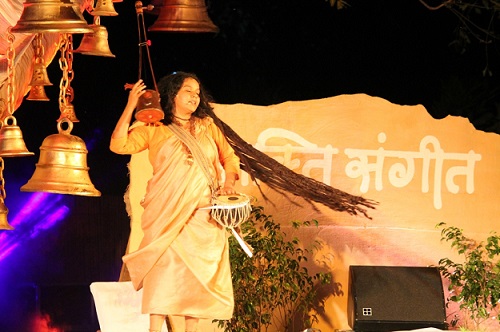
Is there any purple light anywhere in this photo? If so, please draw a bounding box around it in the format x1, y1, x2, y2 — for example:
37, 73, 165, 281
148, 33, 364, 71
9, 192, 48, 227
31, 206, 70, 235
0, 192, 70, 264
0, 242, 19, 261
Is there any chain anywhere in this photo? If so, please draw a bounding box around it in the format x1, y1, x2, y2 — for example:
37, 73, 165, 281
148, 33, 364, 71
0, 158, 5, 201
6, 29, 15, 117
58, 34, 68, 109
66, 34, 74, 105
33, 33, 48, 72
58, 33, 75, 111
2, 31, 14, 202
33, 33, 42, 65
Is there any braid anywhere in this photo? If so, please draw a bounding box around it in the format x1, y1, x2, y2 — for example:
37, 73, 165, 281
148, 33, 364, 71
206, 108, 378, 219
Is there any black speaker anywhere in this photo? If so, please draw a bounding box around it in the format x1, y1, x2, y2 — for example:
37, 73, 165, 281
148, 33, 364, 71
347, 265, 447, 331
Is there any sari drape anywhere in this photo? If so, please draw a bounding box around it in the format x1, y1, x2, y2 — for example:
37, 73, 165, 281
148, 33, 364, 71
114, 120, 236, 319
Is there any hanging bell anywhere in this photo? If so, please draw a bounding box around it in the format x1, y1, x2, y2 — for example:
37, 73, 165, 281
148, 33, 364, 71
29, 62, 53, 86
58, 103, 79, 123
27, 85, 51, 101
135, 89, 164, 123
11, 0, 93, 34
0, 197, 13, 231
0, 116, 35, 157
148, 0, 219, 33
20, 118, 101, 197
74, 24, 116, 57
91, 0, 119, 16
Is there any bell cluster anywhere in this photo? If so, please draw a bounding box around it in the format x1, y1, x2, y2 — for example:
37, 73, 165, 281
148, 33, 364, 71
0, 0, 219, 230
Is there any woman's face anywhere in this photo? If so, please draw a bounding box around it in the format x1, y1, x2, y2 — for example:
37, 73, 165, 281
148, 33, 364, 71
173, 77, 200, 116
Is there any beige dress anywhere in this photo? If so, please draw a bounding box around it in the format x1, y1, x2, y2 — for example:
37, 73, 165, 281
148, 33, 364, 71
110, 117, 240, 319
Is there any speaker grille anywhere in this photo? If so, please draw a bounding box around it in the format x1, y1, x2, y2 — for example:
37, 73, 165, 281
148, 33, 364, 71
347, 265, 447, 331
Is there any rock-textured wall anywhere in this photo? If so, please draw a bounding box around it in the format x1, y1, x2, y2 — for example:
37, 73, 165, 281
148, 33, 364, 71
126, 94, 500, 331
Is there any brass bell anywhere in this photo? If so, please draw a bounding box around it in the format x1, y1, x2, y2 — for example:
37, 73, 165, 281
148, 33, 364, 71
135, 89, 164, 123
58, 103, 79, 123
20, 119, 101, 197
74, 24, 116, 57
0, 116, 35, 157
29, 62, 53, 86
148, 0, 219, 33
0, 197, 13, 231
11, 0, 93, 34
92, 0, 119, 16
27, 85, 50, 101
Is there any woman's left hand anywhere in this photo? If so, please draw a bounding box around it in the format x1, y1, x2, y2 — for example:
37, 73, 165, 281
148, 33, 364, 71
217, 172, 238, 196
217, 186, 237, 196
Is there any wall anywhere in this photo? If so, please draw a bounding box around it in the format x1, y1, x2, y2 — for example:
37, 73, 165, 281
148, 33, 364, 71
126, 94, 500, 331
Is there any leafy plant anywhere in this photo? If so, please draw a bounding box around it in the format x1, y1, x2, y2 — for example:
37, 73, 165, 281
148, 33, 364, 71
217, 206, 331, 332
436, 222, 500, 330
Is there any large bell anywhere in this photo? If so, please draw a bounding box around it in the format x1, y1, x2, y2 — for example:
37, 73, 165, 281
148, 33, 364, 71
148, 0, 219, 33
135, 89, 164, 123
29, 62, 53, 86
11, 0, 93, 34
27, 85, 50, 101
74, 24, 116, 57
20, 119, 101, 197
0, 116, 35, 157
0, 197, 13, 231
92, 0, 119, 16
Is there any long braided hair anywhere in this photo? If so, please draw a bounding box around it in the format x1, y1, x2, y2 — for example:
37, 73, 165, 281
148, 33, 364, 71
158, 71, 377, 218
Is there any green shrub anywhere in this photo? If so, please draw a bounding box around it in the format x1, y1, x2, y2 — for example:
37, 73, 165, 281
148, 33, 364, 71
217, 206, 331, 332
436, 222, 500, 330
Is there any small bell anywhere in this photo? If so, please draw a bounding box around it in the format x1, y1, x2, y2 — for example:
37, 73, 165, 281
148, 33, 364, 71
92, 0, 119, 16
58, 104, 79, 123
74, 24, 116, 57
27, 85, 50, 101
21, 119, 101, 197
135, 89, 164, 123
29, 61, 53, 86
0, 197, 13, 231
0, 116, 35, 157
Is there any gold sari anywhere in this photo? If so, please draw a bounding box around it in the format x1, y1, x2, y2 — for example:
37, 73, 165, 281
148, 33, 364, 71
110, 118, 239, 319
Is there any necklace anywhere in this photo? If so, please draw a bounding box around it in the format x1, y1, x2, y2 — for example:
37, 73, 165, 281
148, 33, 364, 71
173, 116, 196, 137
173, 115, 191, 121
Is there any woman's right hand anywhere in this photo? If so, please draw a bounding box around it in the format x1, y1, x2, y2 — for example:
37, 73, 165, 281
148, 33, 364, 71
112, 80, 147, 139
125, 79, 147, 110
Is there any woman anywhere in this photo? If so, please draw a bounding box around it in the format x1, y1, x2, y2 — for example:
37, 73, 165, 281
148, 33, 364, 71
110, 72, 240, 332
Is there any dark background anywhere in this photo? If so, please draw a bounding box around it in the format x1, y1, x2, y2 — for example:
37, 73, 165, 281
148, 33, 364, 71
12, 0, 500, 196
1, 0, 498, 331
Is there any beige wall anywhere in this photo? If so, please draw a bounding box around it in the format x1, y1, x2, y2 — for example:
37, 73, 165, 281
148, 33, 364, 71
126, 94, 500, 331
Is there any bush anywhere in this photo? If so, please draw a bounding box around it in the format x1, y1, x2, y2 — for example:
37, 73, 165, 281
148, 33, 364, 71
436, 222, 500, 330
217, 206, 331, 332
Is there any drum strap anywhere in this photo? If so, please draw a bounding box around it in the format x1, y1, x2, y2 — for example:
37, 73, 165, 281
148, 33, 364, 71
168, 123, 218, 195
168, 124, 254, 257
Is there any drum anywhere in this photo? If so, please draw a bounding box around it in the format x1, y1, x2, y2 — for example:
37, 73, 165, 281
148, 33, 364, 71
134, 89, 164, 123
204, 193, 253, 257
211, 193, 252, 228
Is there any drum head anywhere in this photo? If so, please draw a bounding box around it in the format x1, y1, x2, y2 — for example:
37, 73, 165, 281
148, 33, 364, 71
215, 194, 248, 204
